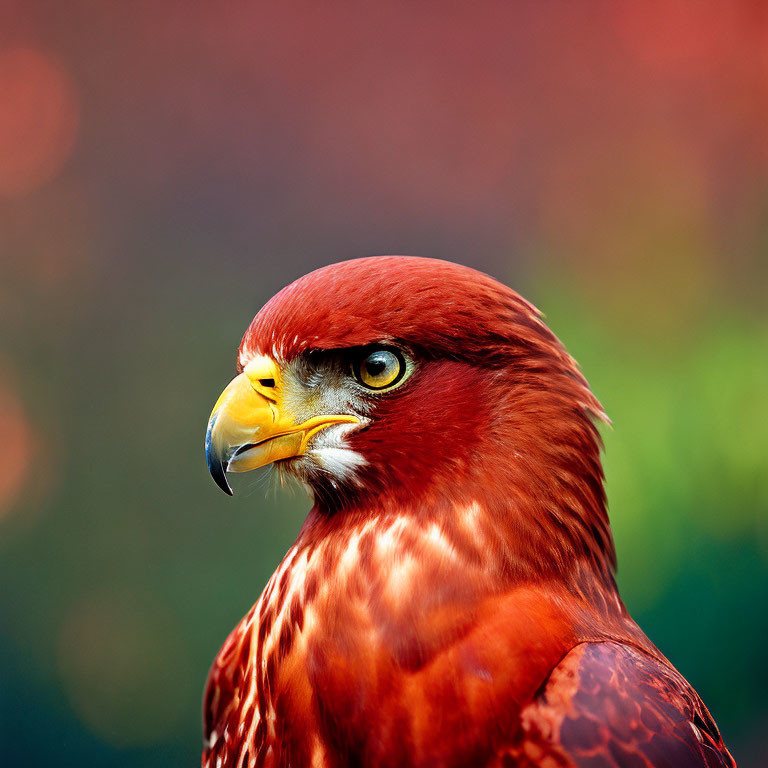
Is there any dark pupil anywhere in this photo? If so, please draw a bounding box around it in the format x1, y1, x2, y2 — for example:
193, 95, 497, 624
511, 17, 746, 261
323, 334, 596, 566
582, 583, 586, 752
366, 355, 388, 376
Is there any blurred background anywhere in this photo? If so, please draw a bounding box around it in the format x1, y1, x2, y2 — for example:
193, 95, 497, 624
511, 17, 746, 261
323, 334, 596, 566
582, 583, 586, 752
1, 1, 766, 765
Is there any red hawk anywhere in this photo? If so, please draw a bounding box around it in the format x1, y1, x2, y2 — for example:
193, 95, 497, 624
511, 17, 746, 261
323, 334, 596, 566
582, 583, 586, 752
203, 256, 734, 768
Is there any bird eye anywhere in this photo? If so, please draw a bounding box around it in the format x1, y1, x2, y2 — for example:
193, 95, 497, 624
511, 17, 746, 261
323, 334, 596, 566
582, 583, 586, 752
354, 349, 406, 390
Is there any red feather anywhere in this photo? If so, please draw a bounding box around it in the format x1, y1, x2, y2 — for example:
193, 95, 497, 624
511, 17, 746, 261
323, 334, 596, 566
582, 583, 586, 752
202, 257, 734, 767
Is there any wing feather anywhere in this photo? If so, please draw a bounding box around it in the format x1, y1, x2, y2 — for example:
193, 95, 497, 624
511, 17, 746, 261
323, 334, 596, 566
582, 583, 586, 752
499, 641, 735, 768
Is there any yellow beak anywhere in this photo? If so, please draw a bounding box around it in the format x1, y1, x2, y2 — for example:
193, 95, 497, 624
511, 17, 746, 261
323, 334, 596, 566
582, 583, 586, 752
205, 355, 359, 495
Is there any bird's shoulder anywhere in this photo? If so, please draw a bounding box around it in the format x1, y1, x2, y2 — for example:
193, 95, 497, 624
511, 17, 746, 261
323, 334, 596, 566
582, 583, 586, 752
497, 640, 735, 768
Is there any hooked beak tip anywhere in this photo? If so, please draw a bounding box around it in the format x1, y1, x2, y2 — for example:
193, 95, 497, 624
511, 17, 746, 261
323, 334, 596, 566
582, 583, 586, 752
205, 416, 234, 496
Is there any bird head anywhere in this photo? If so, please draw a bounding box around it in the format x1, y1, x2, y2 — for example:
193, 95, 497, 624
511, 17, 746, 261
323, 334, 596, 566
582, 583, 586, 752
206, 256, 609, 545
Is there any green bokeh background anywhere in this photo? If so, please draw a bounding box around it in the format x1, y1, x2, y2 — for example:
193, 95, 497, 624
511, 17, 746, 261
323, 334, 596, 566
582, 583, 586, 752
1, 3, 766, 766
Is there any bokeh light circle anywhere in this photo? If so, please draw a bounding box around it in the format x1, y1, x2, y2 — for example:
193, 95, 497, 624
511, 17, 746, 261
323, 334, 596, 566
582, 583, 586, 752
57, 593, 193, 747
0, 374, 34, 520
0, 47, 79, 197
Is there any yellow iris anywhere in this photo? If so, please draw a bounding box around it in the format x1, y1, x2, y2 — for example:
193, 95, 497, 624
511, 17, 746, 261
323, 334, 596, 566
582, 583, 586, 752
355, 349, 406, 390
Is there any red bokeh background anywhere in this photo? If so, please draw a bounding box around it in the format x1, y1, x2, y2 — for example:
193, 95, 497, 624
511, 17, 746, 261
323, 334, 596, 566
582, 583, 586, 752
1, 3, 766, 766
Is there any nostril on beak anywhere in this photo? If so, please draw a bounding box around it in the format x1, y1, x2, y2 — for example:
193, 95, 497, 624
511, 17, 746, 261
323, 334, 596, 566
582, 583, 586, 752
259, 378, 275, 387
